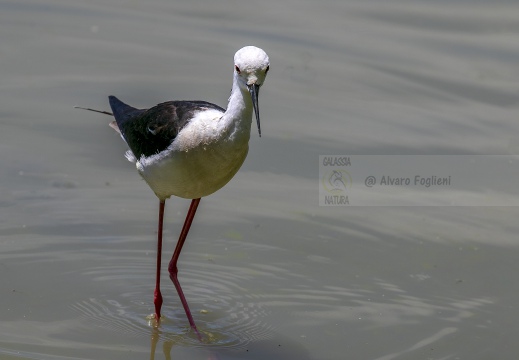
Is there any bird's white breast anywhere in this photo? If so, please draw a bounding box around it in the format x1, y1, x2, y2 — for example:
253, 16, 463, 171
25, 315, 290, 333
134, 109, 250, 200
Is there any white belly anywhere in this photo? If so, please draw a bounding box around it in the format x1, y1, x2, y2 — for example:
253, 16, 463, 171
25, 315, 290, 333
136, 138, 249, 200
127, 107, 253, 200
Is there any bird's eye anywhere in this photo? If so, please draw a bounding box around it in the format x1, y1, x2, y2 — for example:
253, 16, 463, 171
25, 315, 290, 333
235, 65, 241, 74
265, 65, 270, 74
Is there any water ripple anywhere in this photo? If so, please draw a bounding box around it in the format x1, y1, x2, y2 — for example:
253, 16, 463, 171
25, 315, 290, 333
70, 260, 275, 349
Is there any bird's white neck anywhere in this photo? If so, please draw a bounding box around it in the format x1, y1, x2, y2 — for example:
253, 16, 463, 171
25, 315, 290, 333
221, 73, 254, 143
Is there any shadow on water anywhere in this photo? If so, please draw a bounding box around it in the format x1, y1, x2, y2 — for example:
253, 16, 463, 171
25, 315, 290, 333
148, 326, 311, 360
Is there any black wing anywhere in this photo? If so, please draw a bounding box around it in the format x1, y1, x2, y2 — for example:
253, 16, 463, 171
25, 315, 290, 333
109, 96, 225, 158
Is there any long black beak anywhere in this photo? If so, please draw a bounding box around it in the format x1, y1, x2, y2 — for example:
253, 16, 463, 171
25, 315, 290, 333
248, 84, 261, 137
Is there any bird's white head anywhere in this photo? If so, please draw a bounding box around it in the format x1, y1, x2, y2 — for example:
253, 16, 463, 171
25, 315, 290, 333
234, 46, 270, 86
233, 46, 270, 137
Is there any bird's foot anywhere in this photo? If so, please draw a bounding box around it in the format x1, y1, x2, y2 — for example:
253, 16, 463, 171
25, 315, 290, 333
146, 312, 162, 327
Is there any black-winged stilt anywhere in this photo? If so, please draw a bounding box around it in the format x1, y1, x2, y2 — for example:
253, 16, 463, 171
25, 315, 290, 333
78, 46, 269, 332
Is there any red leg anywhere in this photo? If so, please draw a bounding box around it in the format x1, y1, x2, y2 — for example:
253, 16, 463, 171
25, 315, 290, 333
168, 198, 201, 331
153, 200, 165, 320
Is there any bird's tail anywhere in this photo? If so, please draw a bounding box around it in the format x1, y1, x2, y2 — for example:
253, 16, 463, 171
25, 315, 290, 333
109, 96, 143, 124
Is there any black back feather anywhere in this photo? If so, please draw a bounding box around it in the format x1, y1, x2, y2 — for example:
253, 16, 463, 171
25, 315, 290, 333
109, 96, 225, 158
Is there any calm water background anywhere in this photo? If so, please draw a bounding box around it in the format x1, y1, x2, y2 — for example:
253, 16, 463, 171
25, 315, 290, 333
1, 0, 519, 359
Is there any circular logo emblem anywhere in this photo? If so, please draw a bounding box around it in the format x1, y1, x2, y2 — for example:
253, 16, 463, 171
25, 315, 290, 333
322, 169, 352, 194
